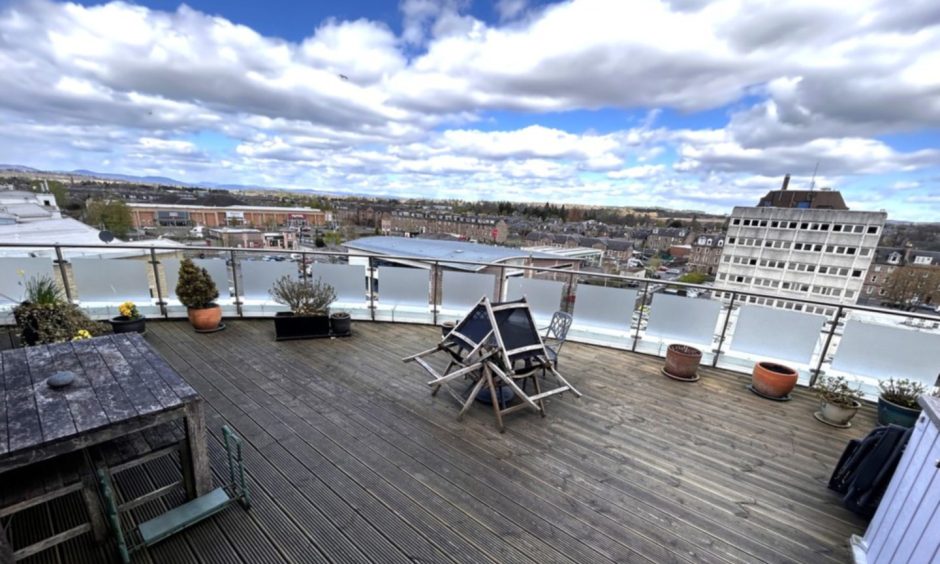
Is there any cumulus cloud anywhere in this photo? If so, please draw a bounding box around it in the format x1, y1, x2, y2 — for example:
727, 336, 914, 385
0, 0, 938, 220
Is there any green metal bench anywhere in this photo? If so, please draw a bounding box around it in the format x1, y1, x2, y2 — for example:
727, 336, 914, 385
97, 426, 251, 563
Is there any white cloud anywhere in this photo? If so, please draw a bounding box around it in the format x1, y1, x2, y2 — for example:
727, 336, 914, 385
0, 0, 938, 220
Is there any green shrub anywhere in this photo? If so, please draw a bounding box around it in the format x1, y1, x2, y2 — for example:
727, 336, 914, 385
175, 258, 219, 309
24, 275, 65, 305
269, 276, 335, 316
815, 375, 864, 408
878, 378, 927, 409
13, 302, 107, 345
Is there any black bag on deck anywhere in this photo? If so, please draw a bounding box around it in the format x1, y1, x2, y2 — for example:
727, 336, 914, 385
828, 424, 913, 518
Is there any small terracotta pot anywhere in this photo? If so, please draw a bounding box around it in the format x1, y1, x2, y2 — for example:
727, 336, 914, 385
663, 344, 702, 381
751, 361, 798, 399
188, 305, 222, 331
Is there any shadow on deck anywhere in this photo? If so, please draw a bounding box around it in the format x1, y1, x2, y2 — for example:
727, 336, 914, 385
14, 319, 877, 563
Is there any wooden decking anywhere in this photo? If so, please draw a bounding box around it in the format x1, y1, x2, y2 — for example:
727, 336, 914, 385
11, 319, 876, 563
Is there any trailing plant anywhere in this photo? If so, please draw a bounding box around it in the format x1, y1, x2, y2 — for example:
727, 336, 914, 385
13, 302, 107, 345
269, 276, 335, 316
878, 378, 927, 409
815, 375, 864, 408
118, 301, 141, 320
176, 258, 219, 309
24, 275, 65, 305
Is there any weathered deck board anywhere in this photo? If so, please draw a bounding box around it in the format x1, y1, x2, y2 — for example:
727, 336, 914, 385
7, 319, 874, 563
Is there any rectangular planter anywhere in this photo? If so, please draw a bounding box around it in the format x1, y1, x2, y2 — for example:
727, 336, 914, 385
274, 312, 331, 341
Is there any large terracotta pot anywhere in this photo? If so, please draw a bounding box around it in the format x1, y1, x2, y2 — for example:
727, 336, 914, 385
751, 361, 799, 399
187, 305, 222, 332
663, 344, 702, 381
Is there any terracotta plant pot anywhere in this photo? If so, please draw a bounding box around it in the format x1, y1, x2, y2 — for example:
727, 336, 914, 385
750, 361, 799, 400
187, 305, 222, 332
816, 400, 862, 428
663, 344, 702, 381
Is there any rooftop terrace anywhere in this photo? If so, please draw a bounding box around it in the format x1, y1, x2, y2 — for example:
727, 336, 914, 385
7, 319, 875, 563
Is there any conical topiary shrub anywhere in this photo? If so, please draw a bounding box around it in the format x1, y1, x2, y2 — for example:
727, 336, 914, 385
176, 258, 222, 331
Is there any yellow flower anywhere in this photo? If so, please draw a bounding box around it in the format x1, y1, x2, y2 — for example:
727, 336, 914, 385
118, 301, 139, 319
72, 329, 92, 341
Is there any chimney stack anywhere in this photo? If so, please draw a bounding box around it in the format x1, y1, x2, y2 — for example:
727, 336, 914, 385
781, 174, 790, 191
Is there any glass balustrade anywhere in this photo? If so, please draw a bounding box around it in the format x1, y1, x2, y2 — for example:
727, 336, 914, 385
1, 243, 938, 399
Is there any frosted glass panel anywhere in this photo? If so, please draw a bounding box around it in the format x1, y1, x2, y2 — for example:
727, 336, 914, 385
240, 261, 297, 300
506, 278, 564, 321
72, 258, 152, 302
729, 305, 826, 364
309, 263, 366, 303
832, 321, 940, 386
441, 271, 495, 311
572, 285, 637, 331
164, 259, 231, 300
646, 294, 721, 347
0, 257, 54, 304
379, 267, 429, 306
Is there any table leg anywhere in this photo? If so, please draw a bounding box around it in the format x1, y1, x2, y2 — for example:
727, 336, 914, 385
182, 399, 212, 498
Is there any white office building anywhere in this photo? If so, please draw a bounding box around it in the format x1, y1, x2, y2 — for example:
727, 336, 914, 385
715, 185, 886, 315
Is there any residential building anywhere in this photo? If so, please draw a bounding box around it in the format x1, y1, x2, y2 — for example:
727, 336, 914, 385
861, 246, 940, 307
689, 234, 724, 275
644, 227, 690, 252
382, 210, 509, 243
126, 203, 329, 230
714, 185, 886, 314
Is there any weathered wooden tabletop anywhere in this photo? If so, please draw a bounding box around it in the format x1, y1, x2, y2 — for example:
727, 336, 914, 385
0, 333, 199, 474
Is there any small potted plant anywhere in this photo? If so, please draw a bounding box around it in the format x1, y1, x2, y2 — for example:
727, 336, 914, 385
877, 378, 927, 428
330, 311, 352, 337
176, 258, 223, 332
750, 361, 799, 401
662, 344, 702, 382
110, 301, 146, 334
13, 275, 107, 346
813, 375, 864, 428
270, 275, 336, 340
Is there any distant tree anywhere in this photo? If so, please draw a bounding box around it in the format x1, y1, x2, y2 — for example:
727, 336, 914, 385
668, 219, 683, 228
881, 266, 940, 307
315, 236, 326, 248
84, 200, 132, 238
678, 272, 709, 284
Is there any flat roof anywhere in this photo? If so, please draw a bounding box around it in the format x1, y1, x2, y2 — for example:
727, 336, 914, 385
127, 203, 322, 213
0, 217, 184, 258
522, 245, 604, 258
344, 236, 563, 271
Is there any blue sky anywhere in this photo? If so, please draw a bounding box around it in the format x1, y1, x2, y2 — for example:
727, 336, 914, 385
0, 0, 938, 220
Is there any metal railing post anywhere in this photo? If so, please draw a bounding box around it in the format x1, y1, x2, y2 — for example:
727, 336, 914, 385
812, 305, 843, 387
230, 250, 243, 317
497, 266, 506, 302
632, 279, 650, 352
369, 256, 376, 321
53, 245, 73, 303
431, 261, 440, 326
712, 291, 737, 367
149, 247, 167, 319
566, 270, 577, 314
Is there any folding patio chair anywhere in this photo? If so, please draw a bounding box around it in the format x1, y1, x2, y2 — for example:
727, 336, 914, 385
541, 311, 572, 368
404, 297, 581, 431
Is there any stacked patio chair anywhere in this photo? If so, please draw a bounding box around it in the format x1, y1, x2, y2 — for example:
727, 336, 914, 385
404, 297, 581, 432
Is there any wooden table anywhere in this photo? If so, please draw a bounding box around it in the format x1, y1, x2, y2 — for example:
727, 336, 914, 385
0, 332, 212, 497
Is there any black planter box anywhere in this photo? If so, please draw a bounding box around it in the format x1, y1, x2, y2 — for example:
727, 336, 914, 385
110, 316, 147, 334
330, 314, 352, 337
274, 312, 337, 340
